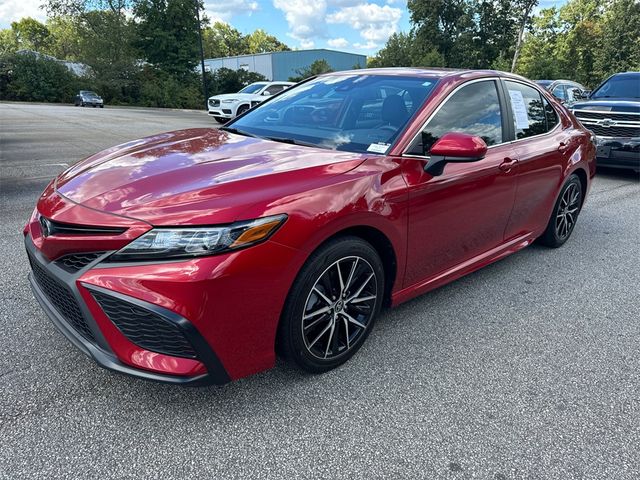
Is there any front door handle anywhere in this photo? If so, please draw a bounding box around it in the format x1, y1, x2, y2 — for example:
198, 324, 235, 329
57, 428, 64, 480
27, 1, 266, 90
558, 141, 570, 153
499, 157, 517, 173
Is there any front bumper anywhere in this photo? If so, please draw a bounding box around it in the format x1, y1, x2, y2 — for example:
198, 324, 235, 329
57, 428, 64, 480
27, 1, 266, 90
207, 109, 233, 118
25, 235, 230, 385
595, 136, 640, 170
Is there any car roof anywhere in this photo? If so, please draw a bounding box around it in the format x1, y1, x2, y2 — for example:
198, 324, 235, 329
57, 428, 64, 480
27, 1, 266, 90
321, 67, 534, 83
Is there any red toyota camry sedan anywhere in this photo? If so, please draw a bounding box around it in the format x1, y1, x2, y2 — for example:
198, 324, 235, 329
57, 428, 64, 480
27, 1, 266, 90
25, 69, 596, 385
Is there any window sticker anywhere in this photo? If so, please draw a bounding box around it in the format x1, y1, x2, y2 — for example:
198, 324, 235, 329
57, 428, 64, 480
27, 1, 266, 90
508, 89, 530, 129
367, 142, 391, 154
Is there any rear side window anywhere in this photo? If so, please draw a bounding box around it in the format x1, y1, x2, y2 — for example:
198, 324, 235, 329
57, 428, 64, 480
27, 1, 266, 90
545, 99, 559, 130
505, 81, 550, 139
409, 80, 503, 154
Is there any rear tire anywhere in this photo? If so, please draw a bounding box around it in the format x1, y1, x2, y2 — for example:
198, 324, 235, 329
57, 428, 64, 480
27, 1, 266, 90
538, 174, 583, 248
278, 236, 384, 373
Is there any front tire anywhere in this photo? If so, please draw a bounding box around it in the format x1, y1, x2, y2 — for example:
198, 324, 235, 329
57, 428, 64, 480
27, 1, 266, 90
213, 116, 227, 124
538, 174, 583, 248
236, 104, 250, 117
278, 237, 384, 373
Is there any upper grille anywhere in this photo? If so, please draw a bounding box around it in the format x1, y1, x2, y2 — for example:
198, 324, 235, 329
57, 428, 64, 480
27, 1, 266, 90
28, 253, 96, 342
209, 99, 220, 107
583, 124, 640, 138
39, 216, 126, 237
573, 110, 640, 122
55, 252, 106, 273
91, 291, 197, 359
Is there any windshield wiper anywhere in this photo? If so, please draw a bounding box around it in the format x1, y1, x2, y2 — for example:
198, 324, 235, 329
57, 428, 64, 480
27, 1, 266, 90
264, 136, 332, 150
219, 126, 259, 138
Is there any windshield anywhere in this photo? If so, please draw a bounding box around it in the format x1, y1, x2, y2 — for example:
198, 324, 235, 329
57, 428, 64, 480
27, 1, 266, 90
591, 74, 640, 99
239, 83, 267, 94
81, 91, 98, 97
228, 74, 438, 154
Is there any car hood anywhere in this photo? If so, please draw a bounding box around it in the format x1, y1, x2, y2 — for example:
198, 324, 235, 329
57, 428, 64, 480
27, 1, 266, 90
55, 128, 367, 225
210, 93, 257, 101
571, 99, 640, 112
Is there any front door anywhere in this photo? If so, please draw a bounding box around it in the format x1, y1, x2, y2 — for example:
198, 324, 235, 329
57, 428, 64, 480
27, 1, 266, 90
401, 79, 518, 288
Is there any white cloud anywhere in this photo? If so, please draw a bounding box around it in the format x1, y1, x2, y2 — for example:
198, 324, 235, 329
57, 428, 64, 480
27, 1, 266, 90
327, 37, 349, 48
204, 0, 259, 23
273, 0, 327, 46
0, 0, 46, 27
353, 41, 378, 50
327, 3, 402, 44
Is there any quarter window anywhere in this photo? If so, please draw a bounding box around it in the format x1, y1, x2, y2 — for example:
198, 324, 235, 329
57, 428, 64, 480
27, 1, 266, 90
409, 80, 503, 155
505, 81, 548, 139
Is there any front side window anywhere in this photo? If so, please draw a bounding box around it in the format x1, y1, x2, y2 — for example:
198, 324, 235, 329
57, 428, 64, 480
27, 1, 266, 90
505, 81, 548, 139
408, 80, 503, 155
229, 74, 438, 154
239, 83, 268, 94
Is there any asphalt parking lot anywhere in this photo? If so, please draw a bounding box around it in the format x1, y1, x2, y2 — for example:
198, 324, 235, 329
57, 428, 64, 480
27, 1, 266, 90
1, 102, 639, 479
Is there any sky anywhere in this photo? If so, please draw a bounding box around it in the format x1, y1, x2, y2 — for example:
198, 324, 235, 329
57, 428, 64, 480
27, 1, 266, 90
0, 0, 568, 56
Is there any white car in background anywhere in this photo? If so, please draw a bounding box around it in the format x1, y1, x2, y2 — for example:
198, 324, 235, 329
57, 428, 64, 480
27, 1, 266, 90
208, 81, 294, 123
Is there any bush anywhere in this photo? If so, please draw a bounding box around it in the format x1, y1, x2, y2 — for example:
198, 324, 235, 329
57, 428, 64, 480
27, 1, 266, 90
0, 52, 80, 102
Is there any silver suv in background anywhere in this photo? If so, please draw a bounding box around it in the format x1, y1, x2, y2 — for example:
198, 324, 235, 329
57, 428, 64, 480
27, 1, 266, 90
207, 81, 294, 123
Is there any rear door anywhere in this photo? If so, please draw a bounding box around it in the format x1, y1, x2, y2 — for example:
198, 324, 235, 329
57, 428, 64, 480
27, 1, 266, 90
501, 80, 572, 240
401, 79, 519, 287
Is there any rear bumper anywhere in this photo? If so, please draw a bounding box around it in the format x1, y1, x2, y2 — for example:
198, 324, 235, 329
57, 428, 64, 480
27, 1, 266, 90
595, 136, 640, 170
26, 235, 230, 385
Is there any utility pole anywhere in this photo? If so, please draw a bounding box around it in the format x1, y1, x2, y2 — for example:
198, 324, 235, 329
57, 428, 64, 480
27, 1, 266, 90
195, 0, 208, 109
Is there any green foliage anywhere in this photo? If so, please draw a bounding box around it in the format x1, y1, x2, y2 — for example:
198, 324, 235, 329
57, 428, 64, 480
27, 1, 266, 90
0, 52, 79, 102
206, 67, 268, 96
11, 18, 52, 52
288, 59, 333, 82
134, 0, 200, 76
246, 29, 289, 54
516, 0, 640, 87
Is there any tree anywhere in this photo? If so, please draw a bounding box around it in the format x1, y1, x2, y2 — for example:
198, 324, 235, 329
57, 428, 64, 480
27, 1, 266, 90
246, 29, 289, 53
288, 59, 333, 82
10, 18, 51, 52
0, 29, 18, 56
368, 32, 418, 68
202, 22, 249, 58
596, 0, 640, 78
511, 0, 538, 72
134, 0, 201, 76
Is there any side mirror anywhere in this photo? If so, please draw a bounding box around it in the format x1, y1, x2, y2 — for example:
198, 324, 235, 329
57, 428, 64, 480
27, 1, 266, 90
262, 90, 272, 96
424, 132, 488, 176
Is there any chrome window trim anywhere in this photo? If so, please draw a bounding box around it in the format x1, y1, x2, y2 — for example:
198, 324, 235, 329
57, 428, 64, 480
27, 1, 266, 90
401, 76, 561, 158
401, 77, 505, 157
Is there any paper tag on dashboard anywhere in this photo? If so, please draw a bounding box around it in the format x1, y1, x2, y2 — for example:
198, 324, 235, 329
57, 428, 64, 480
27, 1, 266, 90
367, 143, 390, 154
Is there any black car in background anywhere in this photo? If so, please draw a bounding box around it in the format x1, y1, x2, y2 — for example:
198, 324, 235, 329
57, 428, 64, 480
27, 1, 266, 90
570, 72, 640, 172
74, 90, 104, 108
536, 79, 589, 105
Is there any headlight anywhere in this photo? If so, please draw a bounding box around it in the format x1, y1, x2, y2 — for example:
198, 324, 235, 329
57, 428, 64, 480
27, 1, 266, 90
221, 99, 237, 103
108, 214, 286, 262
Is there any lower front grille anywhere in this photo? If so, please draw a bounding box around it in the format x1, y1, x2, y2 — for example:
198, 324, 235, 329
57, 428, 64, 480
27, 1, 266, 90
584, 124, 640, 137
55, 252, 106, 273
28, 253, 96, 342
91, 291, 197, 359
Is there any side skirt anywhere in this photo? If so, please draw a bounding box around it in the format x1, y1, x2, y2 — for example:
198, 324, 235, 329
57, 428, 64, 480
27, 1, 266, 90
391, 232, 536, 306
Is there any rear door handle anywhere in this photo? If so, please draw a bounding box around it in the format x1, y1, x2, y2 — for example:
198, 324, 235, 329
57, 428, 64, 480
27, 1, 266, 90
499, 157, 517, 173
